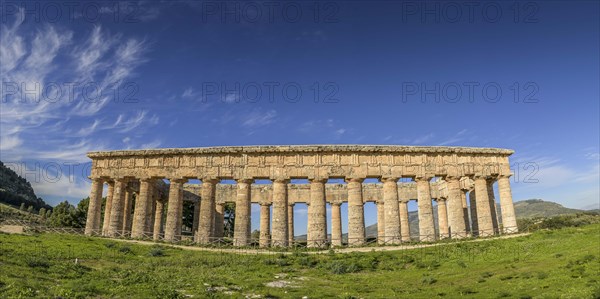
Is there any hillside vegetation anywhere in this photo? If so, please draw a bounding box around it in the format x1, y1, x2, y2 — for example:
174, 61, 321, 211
0, 161, 51, 211
0, 218, 598, 298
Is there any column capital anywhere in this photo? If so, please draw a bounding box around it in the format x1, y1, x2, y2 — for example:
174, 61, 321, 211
345, 177, 364, 183
434, 197, 447, 203
169, 177, 186, 184
330, 202, 342, 207
259, 202, 271, 207
308, 177, 328, 183
271, 178, 290, 184
139, 177, 154, 183
442, 175, 461, 181
381, 176, 399, 183
399, 199, 410, 204
201, 177, 219, 184
236, 178, 254, 184
498, 173, 513, 179
288, 202, 295, 207
471, 174, 490, 180
414, 175, 433, 182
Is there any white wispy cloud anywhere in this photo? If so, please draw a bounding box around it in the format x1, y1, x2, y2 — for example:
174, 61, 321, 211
242, 109, 277, 128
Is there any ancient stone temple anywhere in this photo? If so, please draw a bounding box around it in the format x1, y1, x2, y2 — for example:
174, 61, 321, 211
84, 145, 518, 247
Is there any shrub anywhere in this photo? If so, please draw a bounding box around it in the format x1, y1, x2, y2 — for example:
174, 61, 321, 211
119, 245, 133, 254
149, 246, 165, 257
328, 260, 361, 274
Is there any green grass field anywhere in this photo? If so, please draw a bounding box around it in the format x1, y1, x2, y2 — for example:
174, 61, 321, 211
0, 224, 599, 299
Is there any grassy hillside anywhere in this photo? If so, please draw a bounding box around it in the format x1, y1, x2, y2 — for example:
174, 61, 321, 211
514, 199, 589, 218
1, 221, 598, 298
0, 161, 51, 211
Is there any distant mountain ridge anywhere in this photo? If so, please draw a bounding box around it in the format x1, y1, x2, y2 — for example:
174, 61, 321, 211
0, 161, 51, 211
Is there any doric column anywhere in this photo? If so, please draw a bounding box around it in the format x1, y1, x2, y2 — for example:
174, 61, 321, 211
85, 178, 104, 236
108, 178, 127, 237
145, 185, 156, 234
347, 178, 365, 246
131, 178, 153, 238
307, 178, 327, 248
376, 201, 385, 245
213, 203, 225, 238
415, 176, 436, 241
473, 176, 494, 236
271, 178, 289, 247
461, 189, 471, 234
153, 199, 164, 241
233, 179, 252, 246
288, 203, 295, 245
436, 198, 449, 238
399, 200, 410, 242
192, 201, 200, 234
102, 181, 114, 236
331, 202, 343, 246
122, 189, 134, 235
164, 178, 185, 242
259, 203, 271, 247
469, 190, 479, 236
498, 175, 518, 233
486, 178, 500, 234
445, 177, 467, 238
382, 177, 401, 244
197, 178, 218, 244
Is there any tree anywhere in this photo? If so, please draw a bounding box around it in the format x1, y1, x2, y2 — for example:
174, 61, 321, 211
48, 198, 88, 228
39, 208, 47, 218
251, 229, 260, 241
19, 203, 25, 211
223, 202, 235, 237
27, 205, 33, 213
45, 209, 52, 218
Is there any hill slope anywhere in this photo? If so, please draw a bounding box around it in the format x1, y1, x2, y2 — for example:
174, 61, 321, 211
0, 161, 51, 211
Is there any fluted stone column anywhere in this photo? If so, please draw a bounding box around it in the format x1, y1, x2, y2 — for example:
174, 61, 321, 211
145, 186, 156, 234
164, 179, 185, 242
347, 178, 365, 246
498, 175, 518, 233
461, 189, 471, 234
446, 177, 467, 238
102, 181, 114, 236
416, 176, 436, 241
197, 178, 218, 244
259, 203, 271, 247
487, 178, 500, 234
122, 190, 134, 235
376, 201, 385, 245
307, 178, 327, 248
108, 179, 127, 237
271, 179, 289, 247
469, 190, 479, 236
213, 203, 225, 238
153, 199, 165, 241
383, 177, 401, 244
192, 201, 200, 234
288, 203, 295, 245
131, 178, 153, 238
234, 179, 252, 246
436, 198, 449, 238
331, 203, 342, 246
399, 200, 411, 242
473, 176, 494, 236
85, 178, 104, 235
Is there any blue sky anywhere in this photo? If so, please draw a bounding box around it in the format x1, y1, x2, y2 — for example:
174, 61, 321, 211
0, 1, 598, 235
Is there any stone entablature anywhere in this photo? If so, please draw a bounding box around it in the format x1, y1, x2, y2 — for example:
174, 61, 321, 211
88, 145, 514, 181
